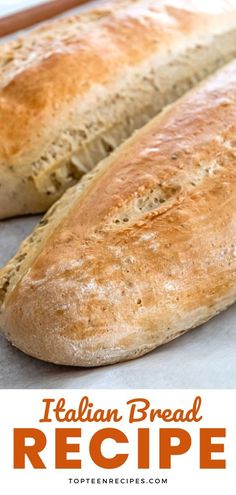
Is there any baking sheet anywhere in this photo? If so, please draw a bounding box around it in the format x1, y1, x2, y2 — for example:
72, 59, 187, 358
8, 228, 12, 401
0, 0, 236, 389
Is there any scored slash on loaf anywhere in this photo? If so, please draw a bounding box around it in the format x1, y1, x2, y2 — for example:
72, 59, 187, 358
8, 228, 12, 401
1, 0, 236, 218
0, 59, 236, 366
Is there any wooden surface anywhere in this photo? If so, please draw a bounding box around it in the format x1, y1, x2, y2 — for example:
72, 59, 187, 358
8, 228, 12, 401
0, 0, 93, 37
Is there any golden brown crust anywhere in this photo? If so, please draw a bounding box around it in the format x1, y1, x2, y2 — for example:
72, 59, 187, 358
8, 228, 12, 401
1, 59, 236, 366
1, 0, 236, 218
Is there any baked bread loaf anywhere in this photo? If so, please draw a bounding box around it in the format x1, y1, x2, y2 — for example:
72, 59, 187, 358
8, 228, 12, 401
1, 59, 236, 366
1, 0, 236, 219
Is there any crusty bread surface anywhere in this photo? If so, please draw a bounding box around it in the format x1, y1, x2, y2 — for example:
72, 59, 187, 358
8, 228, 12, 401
1, 59, 236, 366
1, 0, 236, 218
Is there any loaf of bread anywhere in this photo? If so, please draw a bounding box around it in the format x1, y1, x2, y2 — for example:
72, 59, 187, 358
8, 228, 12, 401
1, 0, 236, 219
1, 59, 236, 366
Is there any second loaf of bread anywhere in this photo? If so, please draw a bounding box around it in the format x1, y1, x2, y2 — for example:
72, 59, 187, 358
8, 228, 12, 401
1, 0, 236, 218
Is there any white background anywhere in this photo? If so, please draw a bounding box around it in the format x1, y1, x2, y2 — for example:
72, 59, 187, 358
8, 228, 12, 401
0, 0, 46, 16
0, 389, 236, 494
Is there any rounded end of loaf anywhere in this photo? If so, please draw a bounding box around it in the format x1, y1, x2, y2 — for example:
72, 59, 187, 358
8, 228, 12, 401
0, 316, 158, 369
1, 241, 235, 367
1, 253, 235, 367
0, 272, 160, 367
